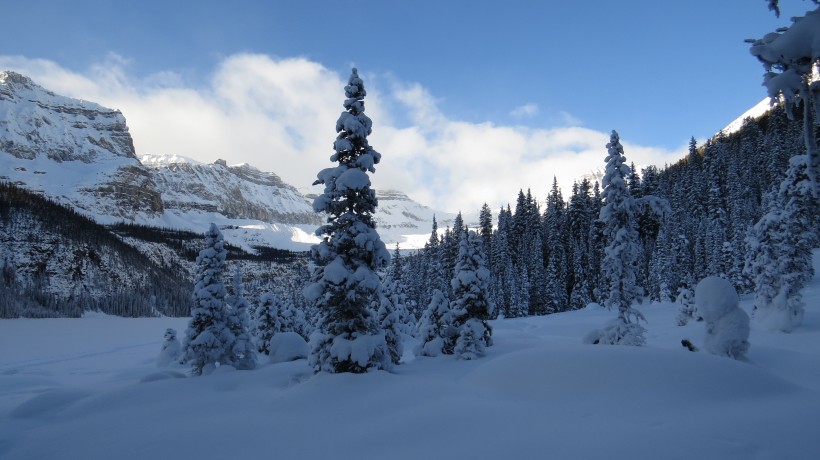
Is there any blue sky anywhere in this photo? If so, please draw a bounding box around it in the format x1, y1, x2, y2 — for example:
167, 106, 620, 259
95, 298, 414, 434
0, 0, 809, 213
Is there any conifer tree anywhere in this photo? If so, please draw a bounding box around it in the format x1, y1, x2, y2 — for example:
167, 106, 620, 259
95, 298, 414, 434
748, 4, 820, 187
253, 293, 281, 355
226, 271, 256, 370
182, 223, 235, 375
376, 289, 404, 365
589, 131, 647, 346
442, 212, 465, 288
478, 203, 494, 264
543, 177, 569, 312
449, 229, 493, 359
745, 155, 817, 332
415, 289, 452, 357
490, 215, 515, 316
304, 68, 391, 373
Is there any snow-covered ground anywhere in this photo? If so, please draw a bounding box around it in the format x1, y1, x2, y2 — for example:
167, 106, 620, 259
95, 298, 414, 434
2, 254, 819, 459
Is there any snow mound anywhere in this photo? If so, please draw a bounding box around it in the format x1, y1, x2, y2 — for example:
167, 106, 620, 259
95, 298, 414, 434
696, 276, 750, 359
696, 276, 739, 322
10, 388, 92, 419
269, 332, 309, 364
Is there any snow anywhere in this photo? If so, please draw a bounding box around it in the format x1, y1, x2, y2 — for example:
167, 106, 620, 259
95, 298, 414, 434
268, 332, 309, 364
2, 252, 820, 458
721, 98, 772, 135
696, 276, 741, 323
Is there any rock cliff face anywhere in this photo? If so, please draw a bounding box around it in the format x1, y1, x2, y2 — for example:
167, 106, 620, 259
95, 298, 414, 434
0, 71, 136, 163
140, 154, 321, 226
0, 71, 163, 219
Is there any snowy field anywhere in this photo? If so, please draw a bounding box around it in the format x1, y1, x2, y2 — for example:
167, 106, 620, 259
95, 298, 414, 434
2, 255, 820, 459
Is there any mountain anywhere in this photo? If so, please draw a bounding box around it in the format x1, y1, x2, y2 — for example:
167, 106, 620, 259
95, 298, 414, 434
0, 71, 163, 220
140, 153, 319, 226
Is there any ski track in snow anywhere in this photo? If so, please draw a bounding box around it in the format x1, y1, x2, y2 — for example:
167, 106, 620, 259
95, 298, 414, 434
1, 341, 158, 373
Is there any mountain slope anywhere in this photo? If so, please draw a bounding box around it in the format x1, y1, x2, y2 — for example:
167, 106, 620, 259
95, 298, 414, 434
0, 183, 191, 317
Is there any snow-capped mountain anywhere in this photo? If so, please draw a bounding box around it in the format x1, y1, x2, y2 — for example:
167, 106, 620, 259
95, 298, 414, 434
141, 154, 319, 226
371, 189, 457, 248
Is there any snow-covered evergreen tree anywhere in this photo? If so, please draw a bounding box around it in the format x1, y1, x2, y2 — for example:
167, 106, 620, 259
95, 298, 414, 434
745, 155, 817, 332
478, 203, 494, 263
491, 206, 515, 316
252, 290, 308, 356
590, 131, 647, 346
226, 271, 256, 370
675, 282, 697, 326
449, 229, 493, 359
157, 328, 181, 367
748, 5, 820, 188
182, 223, 235, 376
253, 293, 281, 355
543, 177, 569, 312
304, 68, 391, 373
376, 291, 403, 365
382, 275, 415, 336
415, 289, 452, 357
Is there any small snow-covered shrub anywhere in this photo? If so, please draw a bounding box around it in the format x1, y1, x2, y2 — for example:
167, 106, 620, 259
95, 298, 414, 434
454, 318, 491, 360
756, 289, 805, 333
695, 276, 750, 360
583, 317, 647, 347
157, 328, 181, 367
675, 285, 697, 326
269, 332, 309, 364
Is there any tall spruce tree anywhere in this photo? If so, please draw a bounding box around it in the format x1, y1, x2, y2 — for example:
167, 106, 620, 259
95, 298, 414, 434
588, 131, 647, 346
543, 177, 569, 312
478, 203, 494, 264
304, 68, 391, 373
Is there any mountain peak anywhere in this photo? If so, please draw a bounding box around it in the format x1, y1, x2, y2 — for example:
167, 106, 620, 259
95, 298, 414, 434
0, 70, 36, 89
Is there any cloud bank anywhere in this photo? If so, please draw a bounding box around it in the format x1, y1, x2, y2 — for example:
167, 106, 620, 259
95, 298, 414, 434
0, 54, 687, 214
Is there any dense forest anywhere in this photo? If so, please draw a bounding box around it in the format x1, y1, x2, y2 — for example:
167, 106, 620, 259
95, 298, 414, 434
396, 103, 813, 321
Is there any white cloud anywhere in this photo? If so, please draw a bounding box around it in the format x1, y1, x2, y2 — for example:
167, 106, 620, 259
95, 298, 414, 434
0, 54, 687, 215
510, 103, 540, 119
